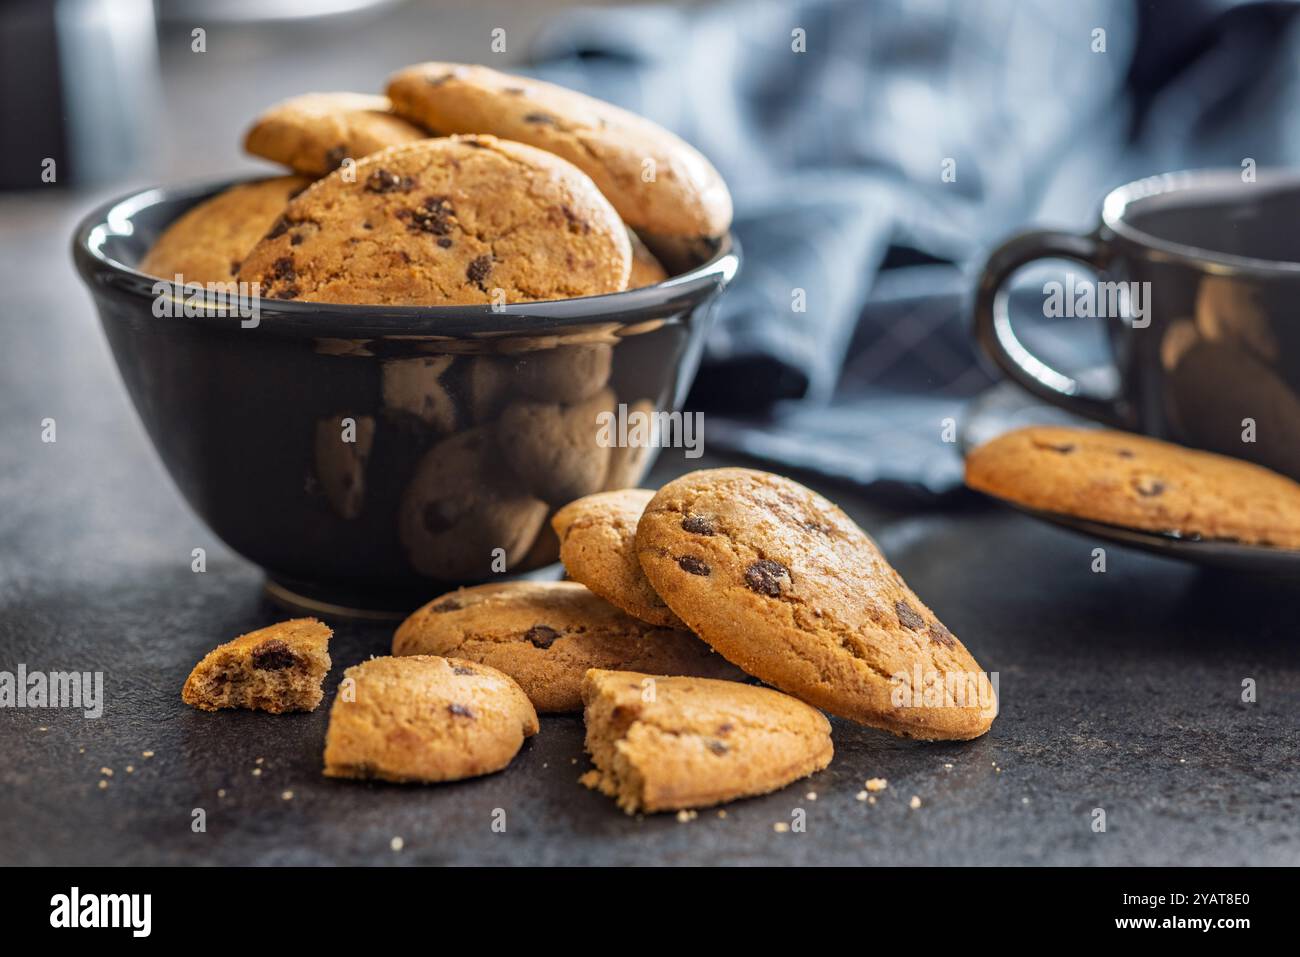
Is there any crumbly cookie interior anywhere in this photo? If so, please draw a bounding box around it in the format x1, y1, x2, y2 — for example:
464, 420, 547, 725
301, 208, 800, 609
186, 639, 330, 714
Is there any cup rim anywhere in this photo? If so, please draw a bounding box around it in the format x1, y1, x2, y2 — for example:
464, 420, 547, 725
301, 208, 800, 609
1100, 167, 1300, 275
72, 174, 741, 338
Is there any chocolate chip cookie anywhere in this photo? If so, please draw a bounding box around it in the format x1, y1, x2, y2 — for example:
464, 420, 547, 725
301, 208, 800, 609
392, 581, 739, 712
386, 62, 733, 242
636, 468, 997, 740
244, 92, 428, 177
628, 231, 669, 288
323, 655, 538, 783
965, 425, 1300, 548
553, 489, 685, 628
237, 135, 632, 305
182, 618, 332, 714
580, 669, 833, 814
138, 175, 310, 285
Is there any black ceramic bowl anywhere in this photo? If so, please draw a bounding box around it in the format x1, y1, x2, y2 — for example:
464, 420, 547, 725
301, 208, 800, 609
73, 176, 739, 616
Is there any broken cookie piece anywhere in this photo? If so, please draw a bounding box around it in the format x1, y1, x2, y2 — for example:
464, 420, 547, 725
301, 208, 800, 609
580, 669, 833, 814
323, 655, 538, 783
181, 618, 332, 714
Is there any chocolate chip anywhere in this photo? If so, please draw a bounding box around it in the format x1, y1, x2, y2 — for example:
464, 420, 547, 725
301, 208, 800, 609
265, 216, 290, 240
229, 260, 241, 276
430, 598, 462, 613
928, 622, 956, 647
560, 204, 590, 234
406, 195, 455, 236
460, 137, 488, 149
289, 233, 304, 246
707, 740, 729, 756
744, 559, 790, 597
504, 86, 527, 96
524, 625, 559, 649
895, 599, 925, 631
716, 722, 734, 736
271, 257, 295, 281
251, 639, 298, 671
448, 703, 475, 719
272, 285, 299, 300
524, 112, 557, 124
437, 238, 453, 248
1117, 449, 1135, 459
365, 169, 415, 194
676, 556, 711, 576
324, 145, 349, 170
1035, 441, 1075, 454
1134, 477, 1166, 497
466, 255, 493, 290
452, 665, 476, 676
681, 514, 716, 535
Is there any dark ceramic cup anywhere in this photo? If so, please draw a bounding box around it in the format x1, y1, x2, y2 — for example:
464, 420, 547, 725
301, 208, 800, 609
975, 169, 1300, 481
73, 177, 739, 615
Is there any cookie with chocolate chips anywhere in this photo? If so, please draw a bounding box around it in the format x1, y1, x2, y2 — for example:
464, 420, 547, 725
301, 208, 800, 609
552, 488, 685, 628
386, 62, 732, 243
138, 175, 311, 285
392, 581, 739, 712
237, 135, 631, 305
579, 669, 832, 814
244, 92, 428, 177
636, 468, 997, 740
182, 618, 332, 714
965, 425, 1300, 548
322, 655, 538, 783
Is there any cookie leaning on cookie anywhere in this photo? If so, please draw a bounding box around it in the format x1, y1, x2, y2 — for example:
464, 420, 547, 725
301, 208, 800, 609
393, 581, 739, 712
386, 62, 732, 243
553, 489, 685, 628
636, 468, 997, 740
237, 135, 632, 305
580, 669, 833, 814
244, 92, 428, 177
964, 425, 1300, 549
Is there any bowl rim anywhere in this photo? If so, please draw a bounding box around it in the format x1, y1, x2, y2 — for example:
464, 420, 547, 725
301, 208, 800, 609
71, 174, 742, 339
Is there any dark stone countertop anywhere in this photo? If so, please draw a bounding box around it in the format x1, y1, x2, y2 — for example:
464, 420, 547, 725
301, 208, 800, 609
2, 6, 1298, 867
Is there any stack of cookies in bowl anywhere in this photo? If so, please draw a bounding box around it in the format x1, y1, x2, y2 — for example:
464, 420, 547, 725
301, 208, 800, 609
140, 62, 732, 301
184, 469, 998, 816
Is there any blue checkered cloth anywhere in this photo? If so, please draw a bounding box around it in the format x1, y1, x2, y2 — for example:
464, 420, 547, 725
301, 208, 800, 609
530, 0, 1294, 494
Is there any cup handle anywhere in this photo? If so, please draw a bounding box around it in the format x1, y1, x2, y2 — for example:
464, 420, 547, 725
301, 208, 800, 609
973, 229, 1128, 428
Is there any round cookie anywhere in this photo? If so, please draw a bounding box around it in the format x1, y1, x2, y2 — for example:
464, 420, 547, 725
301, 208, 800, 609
580, 669, 833, 814
392, 581, 740, 712
237, 135, 632, 305
496, 388, 614, 506
244, 92, 429, 177
138, 175, 310, 285
181, 618, 332, 714
552, 489, 685, 628
511, 343, 612, 405
965, 425, 1300, 548
322, 655, 538, 783
386, 62, 732, 241
312, 413, 375, 520
397, 427, 549, 580
636, 468, 997, 740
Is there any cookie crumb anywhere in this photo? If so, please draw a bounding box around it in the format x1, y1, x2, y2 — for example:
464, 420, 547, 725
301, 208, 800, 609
805, 791, 817, 801
865, 777, 887, 792
281, 790, 294, 801
855, 790, 868, 801
100, 767, 113, 777
773, 822, 789, 833
717, 810, 727, 819
909, 795, 922, 809
98, 780, 108, 790
391, 836, 404, 852
38, 726, 47, 732
868, 796, 877, 805
125, 765, 134, 774
252, 768, 263, 777
255, 757, 265, 765
142, 750, 155, 759
943, 762, 953, 769
217, 789, 227, 798
676, 809, 697, 823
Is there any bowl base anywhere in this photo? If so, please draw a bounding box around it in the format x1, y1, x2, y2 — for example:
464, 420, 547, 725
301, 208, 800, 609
264, 564, 565, 622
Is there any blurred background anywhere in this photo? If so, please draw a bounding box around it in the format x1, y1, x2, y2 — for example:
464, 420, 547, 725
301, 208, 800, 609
4, 0, 1298, 496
